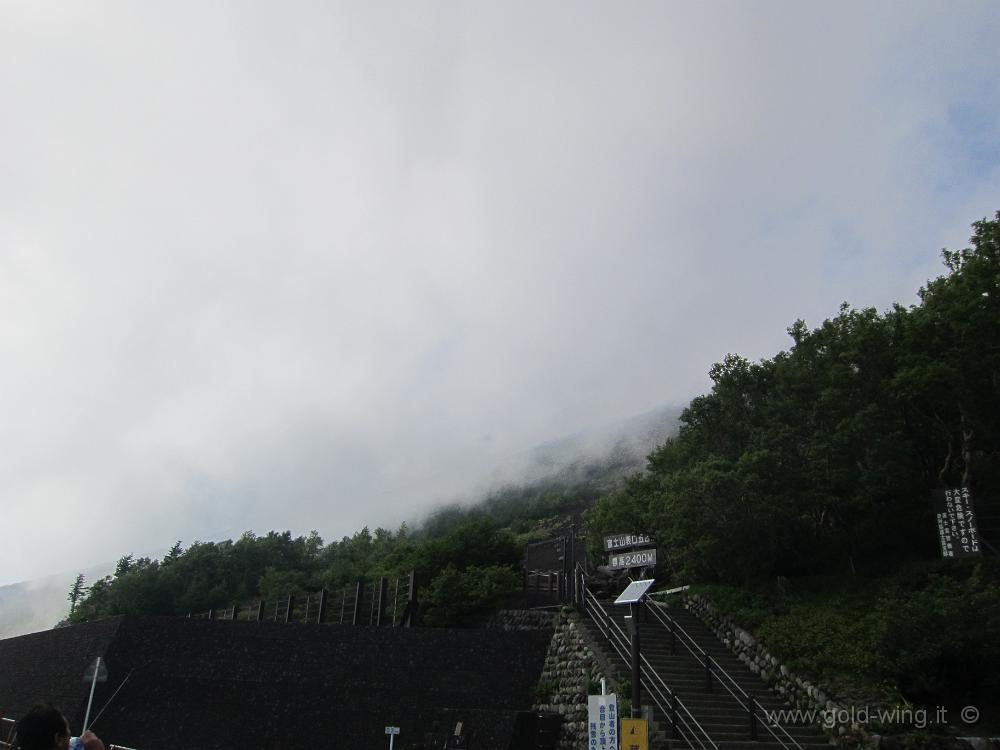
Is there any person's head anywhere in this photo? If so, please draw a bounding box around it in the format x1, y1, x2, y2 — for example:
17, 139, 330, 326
15, 704, 70, 750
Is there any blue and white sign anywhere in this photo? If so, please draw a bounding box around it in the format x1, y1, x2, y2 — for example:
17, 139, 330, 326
587, 693, 619, 750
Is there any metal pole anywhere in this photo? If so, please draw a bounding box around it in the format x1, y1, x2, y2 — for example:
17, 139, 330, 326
628, 604, 641, 719
671, 691, 678, 739
747, 693, 757, 740
376, 577, 388, 627
352, 580, 363, 625
82, 657, 100, 732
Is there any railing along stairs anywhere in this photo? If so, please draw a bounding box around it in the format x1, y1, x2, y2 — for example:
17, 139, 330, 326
575, 564, 812, 750
576, 565, 718, 750
644, 600, 804, 750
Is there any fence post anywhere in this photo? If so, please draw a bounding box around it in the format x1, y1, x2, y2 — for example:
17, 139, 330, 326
285, 594, 294, 624
256, 600, 263, 622
670, 618, 676, 655
317, 588, 327, 624
705, 657, 712, 692
403, 570, 416, 627
747, 693, 757, 740
352, 580, 363, 626
208, 608, 214, 620
376, 577, 388, 627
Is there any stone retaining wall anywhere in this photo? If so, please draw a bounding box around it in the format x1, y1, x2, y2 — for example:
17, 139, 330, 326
684, 594, 1000, 750
531, 608, 611, 750
488, 609, 558, 631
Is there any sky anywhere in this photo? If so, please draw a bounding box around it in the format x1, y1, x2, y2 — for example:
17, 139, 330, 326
2, 1, 999, 586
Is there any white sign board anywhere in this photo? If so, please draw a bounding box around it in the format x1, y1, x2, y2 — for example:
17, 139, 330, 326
385, 727, 400, 735
587, 693, 619, 750
608, 548, 657, 570
604, 533, 652, 551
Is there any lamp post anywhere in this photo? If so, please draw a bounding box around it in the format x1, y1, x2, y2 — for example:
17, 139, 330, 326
614, 578, 655, 719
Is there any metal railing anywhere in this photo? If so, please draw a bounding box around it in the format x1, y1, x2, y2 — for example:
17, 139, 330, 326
576, 569, 718, 750
645, 599, 804, 750
189, 570, 416, 627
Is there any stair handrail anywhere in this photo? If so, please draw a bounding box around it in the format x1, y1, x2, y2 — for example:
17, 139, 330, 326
578, 572, 718, 750
1, 717, 14, 750
645, 599, 805, 750
584, 591, 716, 750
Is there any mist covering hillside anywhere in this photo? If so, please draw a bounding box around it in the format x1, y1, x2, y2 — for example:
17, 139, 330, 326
0, 404, 680, 639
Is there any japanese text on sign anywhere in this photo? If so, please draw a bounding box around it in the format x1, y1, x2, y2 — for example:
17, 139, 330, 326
620, 718, 649, 750
608, 549, 657, 570
604, 534, 652, 551
587, 693, 618, 750
934, 488, 981, 559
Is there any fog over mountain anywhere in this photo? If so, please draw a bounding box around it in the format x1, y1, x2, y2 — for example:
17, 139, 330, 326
2, 3, 998, 587
0, 406, 677, 638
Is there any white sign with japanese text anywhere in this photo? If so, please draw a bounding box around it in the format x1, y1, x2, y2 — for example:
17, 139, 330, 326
587, 693, 619, 750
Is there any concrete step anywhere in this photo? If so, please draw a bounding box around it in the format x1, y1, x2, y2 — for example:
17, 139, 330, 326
581, 600, 828, 750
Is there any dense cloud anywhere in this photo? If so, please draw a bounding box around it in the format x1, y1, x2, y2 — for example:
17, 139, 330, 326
1, 1, 998, 585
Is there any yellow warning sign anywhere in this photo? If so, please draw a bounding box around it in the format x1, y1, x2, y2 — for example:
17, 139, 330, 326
619, 717, 648, 750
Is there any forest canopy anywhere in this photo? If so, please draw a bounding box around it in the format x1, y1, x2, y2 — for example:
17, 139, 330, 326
586, 212, 1000, 583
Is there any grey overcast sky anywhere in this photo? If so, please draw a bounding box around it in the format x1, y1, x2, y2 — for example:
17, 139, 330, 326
2, 2, 999, 585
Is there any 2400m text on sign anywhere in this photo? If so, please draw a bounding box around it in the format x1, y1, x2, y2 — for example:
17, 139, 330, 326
608, 549, 657, 570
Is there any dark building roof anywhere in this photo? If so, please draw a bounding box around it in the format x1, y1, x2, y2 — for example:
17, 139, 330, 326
0, 616, 552, 749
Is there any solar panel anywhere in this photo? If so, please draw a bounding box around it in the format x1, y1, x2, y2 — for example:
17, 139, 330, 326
613, 579, 656, 605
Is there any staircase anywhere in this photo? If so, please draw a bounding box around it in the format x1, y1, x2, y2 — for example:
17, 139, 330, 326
578, 585, 830, 750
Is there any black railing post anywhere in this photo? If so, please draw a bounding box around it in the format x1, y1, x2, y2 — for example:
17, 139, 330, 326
352, 580, 363, 625
256, 600, 263, 622
705, 657, 712, 692
285, 594, 294, 623
628, 603, 641, 719
747, 693, 757, 740
208, 608, 214, 620
670, 618, 676, 655
340, 587, 347, 624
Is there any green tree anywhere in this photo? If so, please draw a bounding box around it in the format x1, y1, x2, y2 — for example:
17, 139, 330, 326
67, 574, 87, 616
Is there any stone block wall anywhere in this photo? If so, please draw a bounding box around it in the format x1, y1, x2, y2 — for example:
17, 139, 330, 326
531, 608, 616, 750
